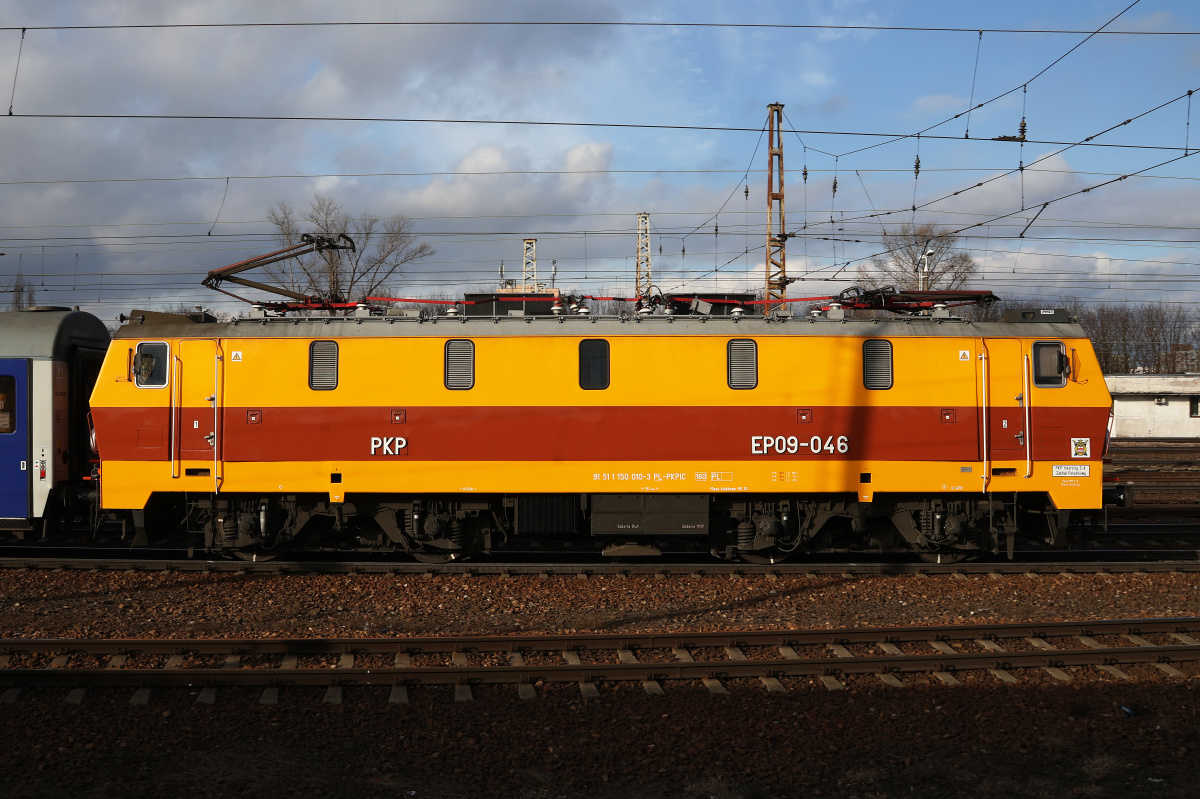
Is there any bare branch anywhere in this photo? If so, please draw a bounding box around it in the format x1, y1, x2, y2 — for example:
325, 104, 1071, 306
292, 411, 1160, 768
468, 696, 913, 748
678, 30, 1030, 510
261, 193, 435, 313
856, 223, 979, 291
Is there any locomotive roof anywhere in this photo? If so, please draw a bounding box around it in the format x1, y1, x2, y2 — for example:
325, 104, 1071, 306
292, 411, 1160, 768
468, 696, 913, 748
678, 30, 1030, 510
0, 308, 111, 359
111, 309, 1088, 340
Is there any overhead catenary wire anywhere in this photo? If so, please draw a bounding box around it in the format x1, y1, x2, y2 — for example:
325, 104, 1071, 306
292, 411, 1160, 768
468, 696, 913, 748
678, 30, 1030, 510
832, 0, 1143, 159
808, 85, 1200, 233
0, 19, 1192, 35
5, 113, 1191, 153
7, 27, 25, 115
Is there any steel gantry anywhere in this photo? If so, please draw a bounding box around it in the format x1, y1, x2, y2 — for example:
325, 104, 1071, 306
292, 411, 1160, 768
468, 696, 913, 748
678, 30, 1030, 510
636, 212, 652, 300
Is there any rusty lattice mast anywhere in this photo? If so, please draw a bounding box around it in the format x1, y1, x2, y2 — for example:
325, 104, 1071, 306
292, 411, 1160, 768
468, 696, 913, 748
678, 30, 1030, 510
764, 102, 788, 316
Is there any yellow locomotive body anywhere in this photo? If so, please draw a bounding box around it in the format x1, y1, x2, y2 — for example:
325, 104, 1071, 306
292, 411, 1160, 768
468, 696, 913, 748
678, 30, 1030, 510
90, 307, 1111, 562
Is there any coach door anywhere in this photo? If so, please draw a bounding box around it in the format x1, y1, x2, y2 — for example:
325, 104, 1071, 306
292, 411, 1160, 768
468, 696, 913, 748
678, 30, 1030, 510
174, 340, 223, 489
983, 339, 1029, 473
0, 359, 30, 519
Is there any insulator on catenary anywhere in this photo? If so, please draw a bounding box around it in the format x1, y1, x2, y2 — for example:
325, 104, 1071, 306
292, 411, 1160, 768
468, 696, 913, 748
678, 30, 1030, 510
914, 154, 921, 179
831, 177, 837, 197
1019, 117, 1027, 140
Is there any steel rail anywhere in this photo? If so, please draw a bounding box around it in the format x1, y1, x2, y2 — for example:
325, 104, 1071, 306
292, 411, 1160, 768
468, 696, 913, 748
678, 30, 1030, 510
3, 618, 1198, 655
1, 556, 1199, 575
3, 625, 1198, 687
3, 647, 1199, 688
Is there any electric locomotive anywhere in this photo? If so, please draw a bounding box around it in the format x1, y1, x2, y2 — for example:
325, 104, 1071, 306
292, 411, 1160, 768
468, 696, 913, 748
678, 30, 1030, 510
81, 294, 1112, 563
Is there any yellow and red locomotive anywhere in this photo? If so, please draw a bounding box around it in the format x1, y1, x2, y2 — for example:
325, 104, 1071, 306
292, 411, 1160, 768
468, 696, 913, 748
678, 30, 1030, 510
83, 291, 1112, 563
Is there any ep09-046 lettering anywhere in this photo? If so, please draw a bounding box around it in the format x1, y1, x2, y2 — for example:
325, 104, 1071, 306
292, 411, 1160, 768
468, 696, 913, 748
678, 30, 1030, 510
751, 435, 849, 455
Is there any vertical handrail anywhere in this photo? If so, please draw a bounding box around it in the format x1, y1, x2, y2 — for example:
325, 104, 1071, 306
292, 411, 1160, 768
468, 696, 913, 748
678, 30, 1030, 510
170, 354, 180, 479
980, 343, 990, 493
213, 343, 223, 494
1023, 353, 1032, 478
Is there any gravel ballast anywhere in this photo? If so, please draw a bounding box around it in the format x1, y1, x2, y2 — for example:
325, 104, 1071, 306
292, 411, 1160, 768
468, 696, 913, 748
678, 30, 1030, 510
2, 568, 1198, 798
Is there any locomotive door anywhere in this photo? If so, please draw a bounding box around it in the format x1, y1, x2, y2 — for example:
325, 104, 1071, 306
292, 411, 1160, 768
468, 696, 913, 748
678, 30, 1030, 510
0, 359, 30, 519
174, 340, 223, 488
983, 339, 1027, 464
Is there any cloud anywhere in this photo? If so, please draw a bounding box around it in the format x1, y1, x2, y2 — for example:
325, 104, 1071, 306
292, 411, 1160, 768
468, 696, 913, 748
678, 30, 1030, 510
908, 94, 968, 118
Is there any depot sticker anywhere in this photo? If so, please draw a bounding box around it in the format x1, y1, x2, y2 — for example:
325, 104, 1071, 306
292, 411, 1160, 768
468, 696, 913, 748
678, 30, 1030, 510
1053, 465, 1090, 477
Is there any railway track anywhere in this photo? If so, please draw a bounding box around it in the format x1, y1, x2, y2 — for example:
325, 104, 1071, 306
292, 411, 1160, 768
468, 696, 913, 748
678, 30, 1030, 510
0, 552, 1198, 576
1106, 440, 1200, 509
3, 618, 1197, 704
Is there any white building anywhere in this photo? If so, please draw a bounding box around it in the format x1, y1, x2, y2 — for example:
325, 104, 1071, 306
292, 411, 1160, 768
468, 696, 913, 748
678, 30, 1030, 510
1106, 374, 1200, 439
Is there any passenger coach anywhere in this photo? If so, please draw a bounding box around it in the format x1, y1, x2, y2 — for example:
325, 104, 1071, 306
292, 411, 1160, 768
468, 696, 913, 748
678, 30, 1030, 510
0, 308, 110, 536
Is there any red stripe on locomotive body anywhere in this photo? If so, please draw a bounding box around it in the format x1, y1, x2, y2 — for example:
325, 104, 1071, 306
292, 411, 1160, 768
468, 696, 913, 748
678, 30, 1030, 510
92, 405, 1110, 463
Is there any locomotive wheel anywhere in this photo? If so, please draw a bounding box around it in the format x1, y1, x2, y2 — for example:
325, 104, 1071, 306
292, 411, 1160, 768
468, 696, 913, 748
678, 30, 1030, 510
232, 549, 279, 563
411, 549, 463, 564
740, 548, 793, 565
916, 550, 969, 565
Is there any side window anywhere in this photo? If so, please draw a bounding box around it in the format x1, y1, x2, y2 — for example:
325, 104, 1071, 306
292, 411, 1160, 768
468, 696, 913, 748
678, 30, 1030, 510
862, 340, 893, 390
134, 342, 169, 388
1032, 341, 1068, 388
445, 340, 475, 390
1191, 397, 1200, 418
579, 339, 610, 390
309, 341, 338, 390
0, 375, 14, 433
728, 339, 757, 390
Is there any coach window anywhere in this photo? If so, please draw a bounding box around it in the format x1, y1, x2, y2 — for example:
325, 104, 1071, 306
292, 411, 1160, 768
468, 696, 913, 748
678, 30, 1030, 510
309, 341, 338, 390
728, 339, 757, 389
579, 339, 610, 390
445, 340, 475, 390
1032, 341, 1068, 388
862, 340, 893, 390
0, 376, 14, 433
134, 342, 169, 388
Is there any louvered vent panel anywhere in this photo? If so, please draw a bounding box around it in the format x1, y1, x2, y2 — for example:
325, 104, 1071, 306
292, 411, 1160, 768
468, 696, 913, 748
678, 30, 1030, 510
445, 340, 475, 390
862, 339, 893, 390
309, 341, 338, 390
727, 339, 757, 390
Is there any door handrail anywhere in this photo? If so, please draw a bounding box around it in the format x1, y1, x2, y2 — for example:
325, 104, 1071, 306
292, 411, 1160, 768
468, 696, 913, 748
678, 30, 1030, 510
1023, 353, 1032, 478
170, 355, 180, 479
980, 344, 990, 493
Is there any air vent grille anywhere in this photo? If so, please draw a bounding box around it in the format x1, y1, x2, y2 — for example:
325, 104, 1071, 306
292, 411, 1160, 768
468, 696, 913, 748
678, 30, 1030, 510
445, 340, 475, 390
309, 340, 338, 390
727, 339, 757, 390
863, 339, 893, 390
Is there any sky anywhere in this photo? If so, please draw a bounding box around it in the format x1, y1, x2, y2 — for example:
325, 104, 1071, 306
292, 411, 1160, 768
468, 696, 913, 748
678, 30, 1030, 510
1, 0, 1199, 317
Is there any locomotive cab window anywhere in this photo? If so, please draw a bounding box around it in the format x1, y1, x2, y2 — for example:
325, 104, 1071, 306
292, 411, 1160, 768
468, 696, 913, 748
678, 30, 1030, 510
309, 341, 338, 390
134, 342, 169, 388
1032, 341, 1068, 388
579, 339, 609, 390
445, 340, 475, 390
862, 340, 893, 390
728, 339, 757, 390
0, 375, 14, 433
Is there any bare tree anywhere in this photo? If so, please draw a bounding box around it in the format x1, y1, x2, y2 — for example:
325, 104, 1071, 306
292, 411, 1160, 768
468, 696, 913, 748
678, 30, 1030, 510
3, 269, 35, 310
1073, 301, 1198, 374
262, 194, 434, 307
857, 223, 978, 291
